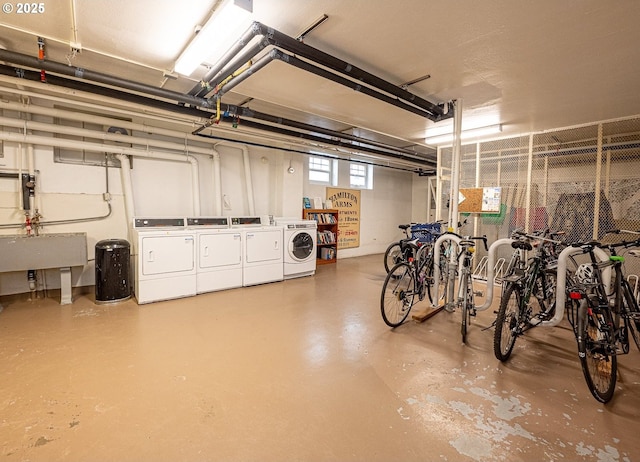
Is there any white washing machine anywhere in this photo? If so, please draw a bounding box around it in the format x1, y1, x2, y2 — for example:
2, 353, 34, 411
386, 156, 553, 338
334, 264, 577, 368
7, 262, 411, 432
275, 218, 317, 279
231, 216, 284, 286
133, 217, 197, 304
187, 217, 243, 293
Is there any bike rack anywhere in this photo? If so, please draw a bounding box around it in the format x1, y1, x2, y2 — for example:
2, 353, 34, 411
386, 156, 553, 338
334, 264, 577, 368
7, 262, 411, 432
432, 235, 514, 311
474, 238, 515, 312
542, 245, 611, 328
432, 233, 461, 309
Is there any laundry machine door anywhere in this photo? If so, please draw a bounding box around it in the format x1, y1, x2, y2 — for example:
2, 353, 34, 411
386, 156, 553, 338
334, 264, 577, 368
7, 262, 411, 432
245, 229, 282, 263
199, 232, 241, 269
141, 235, 195, 275
289, 231, 314, 262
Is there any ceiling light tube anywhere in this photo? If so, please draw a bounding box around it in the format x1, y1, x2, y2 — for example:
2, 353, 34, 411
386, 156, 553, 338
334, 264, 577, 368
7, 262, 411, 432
425, 123, 502, 145
175, 0, 253, 77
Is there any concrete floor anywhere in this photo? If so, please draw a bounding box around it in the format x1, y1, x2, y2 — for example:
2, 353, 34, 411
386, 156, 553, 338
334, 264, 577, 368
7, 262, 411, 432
1, 254, 639, 461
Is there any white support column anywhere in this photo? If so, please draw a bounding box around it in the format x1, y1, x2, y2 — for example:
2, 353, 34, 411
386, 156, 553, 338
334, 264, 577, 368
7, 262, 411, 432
449, 99, 463, 232
593, 123, 603, 239
524, 134, 534, 232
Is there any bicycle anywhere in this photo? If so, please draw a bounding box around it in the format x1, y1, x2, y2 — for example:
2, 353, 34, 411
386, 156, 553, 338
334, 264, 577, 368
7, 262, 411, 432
565, 230, 640, 403
442, 233, 488, 343
383, 221, 444, 273
380, 234, 449, 327
493, 229, 562, 361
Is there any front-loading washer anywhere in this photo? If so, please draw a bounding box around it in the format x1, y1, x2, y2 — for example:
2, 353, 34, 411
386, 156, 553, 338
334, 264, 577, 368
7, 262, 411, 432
275, 218, 317, 279
187, 217, 243, 293
133, 217, 197, 304
231, 216, 284, 286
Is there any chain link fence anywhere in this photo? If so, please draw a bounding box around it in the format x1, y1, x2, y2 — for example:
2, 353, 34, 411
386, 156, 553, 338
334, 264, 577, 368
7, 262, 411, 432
437, 116, 640, 291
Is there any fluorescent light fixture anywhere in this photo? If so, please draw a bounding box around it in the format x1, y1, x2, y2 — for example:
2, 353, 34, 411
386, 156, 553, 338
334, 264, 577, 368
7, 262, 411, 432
425, 124, 503, 145
174, 0, 253, 77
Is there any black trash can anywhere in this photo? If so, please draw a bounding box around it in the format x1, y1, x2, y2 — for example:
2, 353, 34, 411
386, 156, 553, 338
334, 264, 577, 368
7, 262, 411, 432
95, 239, 131, 304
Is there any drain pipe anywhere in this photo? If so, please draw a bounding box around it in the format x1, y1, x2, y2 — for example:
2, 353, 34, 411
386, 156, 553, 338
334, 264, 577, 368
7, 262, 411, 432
188, 154, 200, 216
215, 141, 255, 215
116, 154, 135, 240
212, 148, 223, 215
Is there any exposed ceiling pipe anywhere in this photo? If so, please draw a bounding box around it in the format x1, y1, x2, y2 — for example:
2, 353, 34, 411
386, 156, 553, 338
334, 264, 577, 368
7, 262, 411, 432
231, 106, 426, 157
0, 64, 432, 167
268, 49, 440, 120
189, 21, 452, 121
0, 100, 217, 156
207, 46, 440, 120
0, 113, 216, 159
0, 49, 214, 109
191, 22, 264, 95
196, 132, 432, 174
213, 114, 436, 166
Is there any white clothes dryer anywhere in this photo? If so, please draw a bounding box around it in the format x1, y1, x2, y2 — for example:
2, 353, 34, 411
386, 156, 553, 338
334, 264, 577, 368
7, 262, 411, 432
276, 218, 317, 279
133, 217, 197, 304
187, 217, 243, 294
231, 216, 284, 286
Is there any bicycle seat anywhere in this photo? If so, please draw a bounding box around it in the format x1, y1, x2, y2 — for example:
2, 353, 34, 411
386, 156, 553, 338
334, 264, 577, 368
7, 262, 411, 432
459, 239, 475, 247
511, 240, 533, 251
399, 224, 411, 230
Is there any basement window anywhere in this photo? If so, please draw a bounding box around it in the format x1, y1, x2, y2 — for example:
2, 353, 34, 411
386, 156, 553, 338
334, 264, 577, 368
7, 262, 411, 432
350, 163, 373, 189
308, 156, 337, 185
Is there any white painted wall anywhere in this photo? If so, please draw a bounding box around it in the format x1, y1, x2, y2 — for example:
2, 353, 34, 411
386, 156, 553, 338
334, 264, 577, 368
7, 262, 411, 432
0, 100, 424, 296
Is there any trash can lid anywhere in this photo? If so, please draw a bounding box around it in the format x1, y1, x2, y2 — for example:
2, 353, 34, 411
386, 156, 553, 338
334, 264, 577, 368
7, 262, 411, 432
96, 238, 130, 250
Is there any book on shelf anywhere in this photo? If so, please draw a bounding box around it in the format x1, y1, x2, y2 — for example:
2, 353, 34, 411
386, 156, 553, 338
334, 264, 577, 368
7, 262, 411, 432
320, 247, 336, 260
317, 230, 336, 244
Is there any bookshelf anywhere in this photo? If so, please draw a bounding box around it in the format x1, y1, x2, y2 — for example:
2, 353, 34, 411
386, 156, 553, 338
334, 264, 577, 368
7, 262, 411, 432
303, 208, 338, 265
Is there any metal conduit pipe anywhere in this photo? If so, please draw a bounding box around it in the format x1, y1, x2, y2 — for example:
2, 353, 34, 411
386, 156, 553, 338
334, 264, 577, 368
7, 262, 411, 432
0, 131, 201, 215
214, 142, 255, 215
0, 202, 112, 229
0, 49, 214, 109
0, 66, 431, 165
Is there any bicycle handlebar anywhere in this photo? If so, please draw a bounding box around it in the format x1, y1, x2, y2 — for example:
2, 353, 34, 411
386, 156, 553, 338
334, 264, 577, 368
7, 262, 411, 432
445, 231, 488, 251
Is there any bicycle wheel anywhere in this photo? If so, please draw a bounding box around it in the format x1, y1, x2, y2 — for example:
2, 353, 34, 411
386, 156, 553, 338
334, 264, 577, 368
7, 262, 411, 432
383, 242, 403, 273
381, 263, 416, 327
532, 270, 557, 319
427, 246, 449, 305
493, 282, 521, 361
622, 280, 640, 351
461, 274, 473, 343
577, 300, 617, 403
